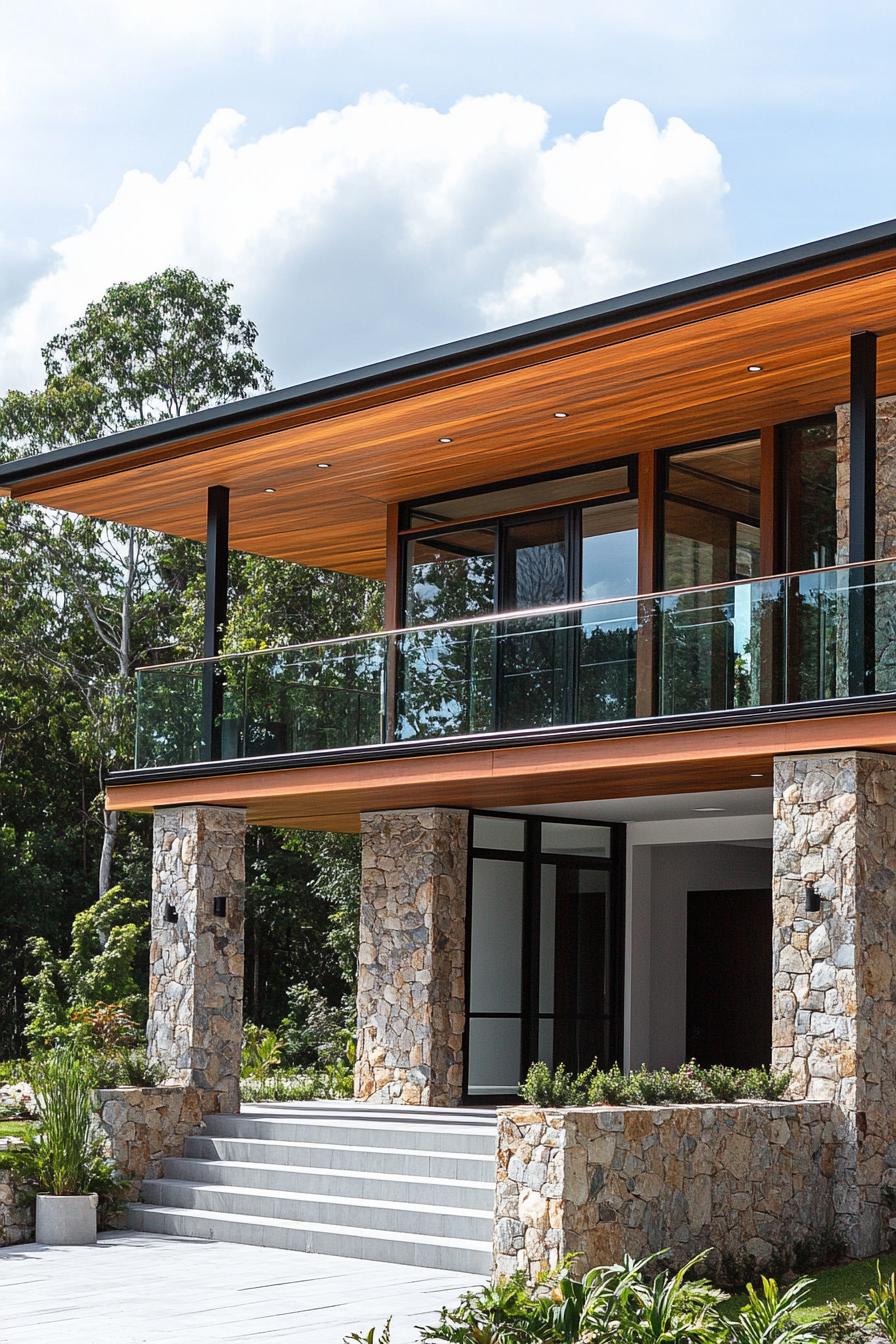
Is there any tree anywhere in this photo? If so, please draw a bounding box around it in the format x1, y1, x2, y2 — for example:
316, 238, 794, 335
0, 269, 273, 898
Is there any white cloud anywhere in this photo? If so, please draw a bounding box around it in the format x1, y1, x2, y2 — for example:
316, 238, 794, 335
0, 92, 729, 393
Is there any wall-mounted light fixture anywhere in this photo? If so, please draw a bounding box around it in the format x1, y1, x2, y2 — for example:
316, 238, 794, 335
213, 896, 227, 917
164, 902, 178, 924
805, 882, 821, 914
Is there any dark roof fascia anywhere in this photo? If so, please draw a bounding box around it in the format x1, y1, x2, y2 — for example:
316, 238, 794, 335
4, 215, 896, 490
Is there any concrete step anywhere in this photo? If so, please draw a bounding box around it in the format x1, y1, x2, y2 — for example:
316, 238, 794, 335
184, 1133, 494, 1181
240, 1101, 497, 1127
140, 1177, 494, 1242
128, 1203, 493, 1275
163, 1156, 494, 1209
201, 1113, 496, 1155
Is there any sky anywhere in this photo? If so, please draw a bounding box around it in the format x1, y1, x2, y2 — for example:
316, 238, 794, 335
2, 0, 896, 396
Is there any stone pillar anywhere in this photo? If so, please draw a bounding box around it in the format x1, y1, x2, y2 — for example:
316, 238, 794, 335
147, 805, 246, 1114
772, 751, 896, 1256
355, 807, 468, 1106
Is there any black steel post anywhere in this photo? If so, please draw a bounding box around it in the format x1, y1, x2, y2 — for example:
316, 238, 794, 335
201, 485, 230, 760
848, 332, 877, 697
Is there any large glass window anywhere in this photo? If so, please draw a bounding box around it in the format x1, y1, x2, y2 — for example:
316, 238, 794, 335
663, 437, 762, 589
782, 416, 837, 571
404, 526, 496, 625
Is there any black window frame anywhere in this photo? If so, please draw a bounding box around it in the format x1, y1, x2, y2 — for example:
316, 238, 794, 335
462, 808, 626, 1106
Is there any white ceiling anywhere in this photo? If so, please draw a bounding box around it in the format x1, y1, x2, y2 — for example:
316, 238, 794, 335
500, 787, 774, 825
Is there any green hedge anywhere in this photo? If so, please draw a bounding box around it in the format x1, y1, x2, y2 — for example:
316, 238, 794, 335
520, 1059, 789, 1108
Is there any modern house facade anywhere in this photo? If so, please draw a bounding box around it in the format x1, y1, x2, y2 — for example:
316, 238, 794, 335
4, 221, 896, 1257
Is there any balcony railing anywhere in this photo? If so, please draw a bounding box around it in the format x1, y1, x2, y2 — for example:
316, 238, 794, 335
133, 558, 896, 769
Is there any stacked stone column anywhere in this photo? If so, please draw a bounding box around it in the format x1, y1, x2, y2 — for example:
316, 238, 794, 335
147, 804, 246, 1114
772, 752, 896, 1256
355, 807, 468, 1106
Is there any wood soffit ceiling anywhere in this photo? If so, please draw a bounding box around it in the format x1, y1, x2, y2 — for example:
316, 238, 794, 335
8, 247, 896, 579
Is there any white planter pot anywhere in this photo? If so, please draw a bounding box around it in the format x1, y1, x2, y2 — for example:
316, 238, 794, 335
35, 1193, 98, 1246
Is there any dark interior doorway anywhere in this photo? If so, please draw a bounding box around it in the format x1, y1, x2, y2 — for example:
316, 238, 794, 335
685, 888, 772, 1068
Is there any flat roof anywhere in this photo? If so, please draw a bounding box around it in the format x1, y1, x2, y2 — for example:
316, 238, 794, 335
4, 216, 896, 576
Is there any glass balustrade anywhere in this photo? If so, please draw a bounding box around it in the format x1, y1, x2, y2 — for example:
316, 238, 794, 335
134, 559, 896, 768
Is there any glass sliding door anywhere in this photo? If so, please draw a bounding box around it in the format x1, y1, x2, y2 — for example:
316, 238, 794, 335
498, 513, 568, 730
464, 812, 622, 1101
577, 499, 639, 723
659, 436, 762, 714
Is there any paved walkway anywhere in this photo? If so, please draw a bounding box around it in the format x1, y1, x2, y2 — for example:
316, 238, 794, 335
0, 1231, 482, 1343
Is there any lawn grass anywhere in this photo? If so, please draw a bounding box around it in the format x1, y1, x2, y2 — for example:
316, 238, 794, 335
0, 1120, 28, 1139
723, 1252, 896, 1323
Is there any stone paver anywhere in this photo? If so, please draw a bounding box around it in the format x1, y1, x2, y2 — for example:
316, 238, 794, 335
0, 1231, 481, 1343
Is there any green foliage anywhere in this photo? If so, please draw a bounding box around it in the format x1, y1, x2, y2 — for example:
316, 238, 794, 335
348, 1256, 824, 1344
23, 887, 147, 1052
241, 1060, 354, 1103
279, 981, 354, 1069
241, 1023, 283, 1080
0, 1047, 123, 1200
0, 1060, 28, 1086
864, 1263, 896, 1344
520, 1060, 790, 1108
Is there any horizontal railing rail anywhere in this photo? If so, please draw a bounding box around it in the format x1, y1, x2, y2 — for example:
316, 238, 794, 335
133, 557, 896, 769
134, 554, 889, 672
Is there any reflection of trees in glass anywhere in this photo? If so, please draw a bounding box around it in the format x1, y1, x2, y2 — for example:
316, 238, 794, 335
576, 612, 637, 722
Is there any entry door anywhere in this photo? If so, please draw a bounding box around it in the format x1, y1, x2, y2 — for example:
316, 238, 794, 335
685, 888, 772, 1068
539, 860, 613, 1073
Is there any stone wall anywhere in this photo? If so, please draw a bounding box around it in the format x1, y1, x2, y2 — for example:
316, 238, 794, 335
495, 1102, 836, 1284
0, 1167, 34, 1247
147, 805, 246, 1114
96, 1084, 203, 1216
355, 807, 468, 1106
772, 750, 896, 1257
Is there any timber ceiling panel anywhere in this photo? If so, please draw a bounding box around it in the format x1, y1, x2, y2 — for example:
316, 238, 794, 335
11, 257, 896, 578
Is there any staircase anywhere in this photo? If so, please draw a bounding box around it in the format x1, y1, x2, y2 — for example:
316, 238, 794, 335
128, 1102, 497, 1274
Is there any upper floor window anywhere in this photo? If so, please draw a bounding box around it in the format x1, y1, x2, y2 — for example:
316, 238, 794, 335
401, 459, 638, 626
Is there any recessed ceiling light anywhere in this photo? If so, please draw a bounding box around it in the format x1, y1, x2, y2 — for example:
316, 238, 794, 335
553, 411, 569, 418
749, 772, 765, 778
694, 806, 725, 813
263, 487, 277, 494
747, 364, 763, 373
316, 462, 331, 469
438, 436, 453, 444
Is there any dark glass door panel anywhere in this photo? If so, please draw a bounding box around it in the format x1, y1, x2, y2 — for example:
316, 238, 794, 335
539, 862, 612, 1073
498, 515, 568, 730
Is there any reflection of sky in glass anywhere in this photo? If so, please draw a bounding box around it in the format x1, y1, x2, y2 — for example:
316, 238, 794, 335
581, 528, 638, 602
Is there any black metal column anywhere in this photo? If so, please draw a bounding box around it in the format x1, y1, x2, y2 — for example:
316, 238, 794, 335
201, 485, 230, 760
848, 332, 877, 697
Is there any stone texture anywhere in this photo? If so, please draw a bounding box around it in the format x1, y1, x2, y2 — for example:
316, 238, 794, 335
494, 1102, 836, 1283
773, 750, 896, 1256
835, 396, 896, 563
95, 1084, 204, 1220
0, 1168, 34, 1247
147, 805, 246, 1114
355, 808, 468, 1106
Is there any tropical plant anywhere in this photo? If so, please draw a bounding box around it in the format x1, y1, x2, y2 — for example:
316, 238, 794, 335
864, 1263, 896, 1344
23, 888, 147, 1052
0, 1047, 122, 1201
241, 1023, 283, 1080
346, 1254, 823, 1344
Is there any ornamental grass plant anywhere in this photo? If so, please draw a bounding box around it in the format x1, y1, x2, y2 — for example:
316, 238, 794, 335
0, 1046, 122, 1201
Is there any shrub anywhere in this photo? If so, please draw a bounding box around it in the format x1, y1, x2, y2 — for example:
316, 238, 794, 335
0, 1047, 123, 1202
24, 889, 147, 1053
520, 1060, 790, 1109
346, 1252, 820, 1344
241, 1059, 354, 1103
242, 1023, 283, 1080
279, 982, 353, 1068
864, 1262, 896, 1344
